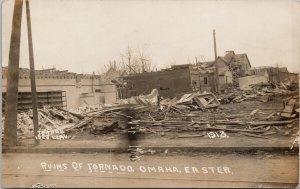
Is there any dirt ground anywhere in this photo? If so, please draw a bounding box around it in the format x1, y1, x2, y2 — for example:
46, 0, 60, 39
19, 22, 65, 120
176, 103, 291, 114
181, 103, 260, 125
2, 151, 298, 188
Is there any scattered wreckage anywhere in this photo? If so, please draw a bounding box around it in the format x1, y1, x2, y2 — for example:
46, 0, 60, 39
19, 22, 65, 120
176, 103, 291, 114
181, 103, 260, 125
1, 86, 299, 141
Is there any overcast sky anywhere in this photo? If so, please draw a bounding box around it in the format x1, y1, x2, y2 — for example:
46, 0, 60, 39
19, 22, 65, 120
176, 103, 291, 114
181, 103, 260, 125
2, 0, 300, 74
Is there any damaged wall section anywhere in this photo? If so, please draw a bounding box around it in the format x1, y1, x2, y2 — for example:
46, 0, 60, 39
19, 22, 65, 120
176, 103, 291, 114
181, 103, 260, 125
2, 67, 117, 110
122, 65, 217, 99
122, 67, 192, 98
238, 74, 269, 91
250, 66, 298, 83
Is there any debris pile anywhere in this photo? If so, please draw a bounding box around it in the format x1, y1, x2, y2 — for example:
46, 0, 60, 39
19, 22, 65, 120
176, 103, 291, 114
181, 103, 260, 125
177, 92, 220, 109
219, 81, 298, 104
2, 87, 298, 141
219, 91, 269, 104
118, 88, 159, 106
280, 95, 299, 119
128, 119, 297, 139
2, 107, 79, 139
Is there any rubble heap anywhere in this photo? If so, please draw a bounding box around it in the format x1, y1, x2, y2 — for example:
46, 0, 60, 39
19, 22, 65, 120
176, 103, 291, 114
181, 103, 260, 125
2, 87, 299, 141
219, 80, 298, 104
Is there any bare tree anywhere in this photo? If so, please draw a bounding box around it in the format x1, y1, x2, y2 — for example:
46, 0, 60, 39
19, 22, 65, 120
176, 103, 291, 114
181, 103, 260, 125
102, 60, 118, 73
121, 45, 155, 74
200, 55, 208, 62
121, 45, 134, 74
137, 48, 153, 72
102, 45, 156, 75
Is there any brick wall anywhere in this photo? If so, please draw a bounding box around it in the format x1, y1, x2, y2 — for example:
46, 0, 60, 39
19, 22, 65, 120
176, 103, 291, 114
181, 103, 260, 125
2, 68, 117, 110
123, 68, 193, 98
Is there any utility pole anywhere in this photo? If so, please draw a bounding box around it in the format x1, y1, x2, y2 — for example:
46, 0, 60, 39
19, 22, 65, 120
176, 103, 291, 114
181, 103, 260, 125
4, 0, 23, 146
213, 29, 219, 93
26, 0, 39, 145
127, 45, 132, 74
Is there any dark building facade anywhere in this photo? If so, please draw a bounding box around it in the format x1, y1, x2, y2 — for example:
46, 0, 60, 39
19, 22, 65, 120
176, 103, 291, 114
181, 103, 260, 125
121, 65, 215, 99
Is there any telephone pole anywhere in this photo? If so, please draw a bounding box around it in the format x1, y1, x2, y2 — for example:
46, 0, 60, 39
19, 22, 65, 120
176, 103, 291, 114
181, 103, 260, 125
213, 29, 219, 93
26, 0, 39, 145
4, 0, 23, 146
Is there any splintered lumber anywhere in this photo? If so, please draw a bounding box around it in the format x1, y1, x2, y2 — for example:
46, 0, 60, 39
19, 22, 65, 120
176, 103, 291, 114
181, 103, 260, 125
250, 109, 259, 116
155, 129, 172, 132
193, 93, 220, 109
250, 120, 293, 126
130, 119, 294, 128
206, 127, 266, 133
177, 93, 194, 104
38, 111, 56, 125
98, 121, 119, 134
108, 111, 133, 118
58, 108, 85, 120
261, 131, 277, 135
129, 120, 269, 133
65, 118, 93, 131
86, 106, 126, 116
250, 125, 266, 130
68, 112, 85, 120
49, 110, 67, 120
129, 120, 246, 126
290, 131, 300, 150
238, 132, 268, 139
178, 134, 205, 138
214, 121, 246, 125
266, 112, 275, 120
206, 98, 215, 105
170, 105, 185, 113
280, 81, 287, 90
281, 98, 297, 118
191, 127, 267, 134
226, 113, 249, 118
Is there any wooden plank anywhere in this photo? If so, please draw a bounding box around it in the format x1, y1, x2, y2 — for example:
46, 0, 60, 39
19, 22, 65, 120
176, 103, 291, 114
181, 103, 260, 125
266, 112, 275, 120
281, 99, 296, 118
178, 134, 205, 138
58, 108, 85, 119
238, 132, 268, 139
250, 109, 259, 116
65, 118, 93, 131
38, 111, 56, 125
250, 120, 293, 126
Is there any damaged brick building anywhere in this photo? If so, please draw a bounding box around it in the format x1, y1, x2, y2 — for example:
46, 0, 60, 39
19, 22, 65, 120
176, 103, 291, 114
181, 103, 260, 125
121, 51, 251, 98
121, 64, 206, 99
2, 67, 118, 110
121, 62, 232, 99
